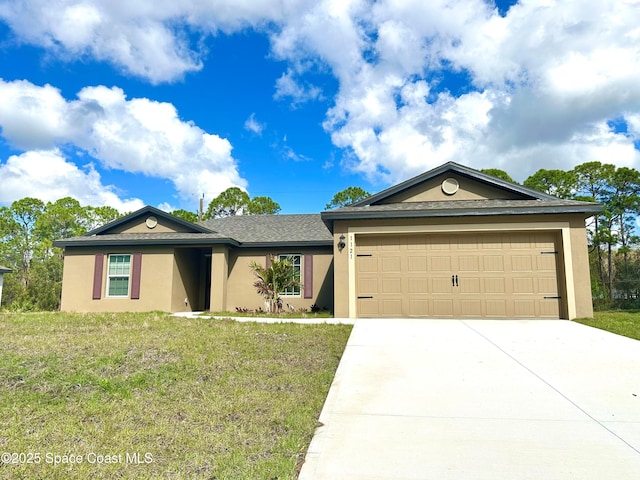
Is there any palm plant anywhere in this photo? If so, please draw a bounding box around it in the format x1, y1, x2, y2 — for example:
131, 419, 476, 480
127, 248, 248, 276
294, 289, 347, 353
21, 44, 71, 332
249, 255, 300, 313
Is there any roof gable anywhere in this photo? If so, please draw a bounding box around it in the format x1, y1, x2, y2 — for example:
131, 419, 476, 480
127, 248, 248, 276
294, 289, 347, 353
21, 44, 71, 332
353, 162, 556, 207
87, 206, 213, 236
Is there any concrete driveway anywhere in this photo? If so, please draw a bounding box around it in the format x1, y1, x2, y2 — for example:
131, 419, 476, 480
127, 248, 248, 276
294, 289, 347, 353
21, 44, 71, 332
299, 319, 640, 480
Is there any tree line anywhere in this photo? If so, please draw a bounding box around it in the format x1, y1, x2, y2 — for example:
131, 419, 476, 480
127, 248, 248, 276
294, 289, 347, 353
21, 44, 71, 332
2, 161, 639, 311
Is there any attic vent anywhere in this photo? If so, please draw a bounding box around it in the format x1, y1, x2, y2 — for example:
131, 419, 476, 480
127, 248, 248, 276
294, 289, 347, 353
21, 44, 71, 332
145, 216, 158, 229
442, 178, 459, 195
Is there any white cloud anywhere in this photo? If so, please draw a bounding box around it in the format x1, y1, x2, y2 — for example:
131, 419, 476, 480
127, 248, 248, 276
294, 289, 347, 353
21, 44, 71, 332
1, 0, 640, 185
274, 68, 323, 105
0, 150, 144, 211
0, 79, 247, 206
244, 113, 264, 135
270, 0, 640, 183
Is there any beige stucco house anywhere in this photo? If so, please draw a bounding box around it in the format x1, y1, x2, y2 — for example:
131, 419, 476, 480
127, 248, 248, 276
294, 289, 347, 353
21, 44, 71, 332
55, 162, 602, 319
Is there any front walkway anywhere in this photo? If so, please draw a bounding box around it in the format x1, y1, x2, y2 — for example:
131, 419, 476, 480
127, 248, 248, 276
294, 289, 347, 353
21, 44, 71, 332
299, 318, 640, 479
171, 311, 355, 325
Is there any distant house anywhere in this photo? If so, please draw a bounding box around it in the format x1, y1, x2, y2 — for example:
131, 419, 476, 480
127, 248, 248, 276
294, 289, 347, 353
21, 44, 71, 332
0, 265, 11, 307
54, 162, 602, 319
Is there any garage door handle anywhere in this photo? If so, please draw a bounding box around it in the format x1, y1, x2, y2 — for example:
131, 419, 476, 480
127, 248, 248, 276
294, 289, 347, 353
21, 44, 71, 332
544, 296, 561, 299
451, 275, 459, 287
358, 296, 373, 299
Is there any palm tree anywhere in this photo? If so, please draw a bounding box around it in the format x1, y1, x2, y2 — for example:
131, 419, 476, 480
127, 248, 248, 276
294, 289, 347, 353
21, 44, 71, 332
249, 255, 300, 313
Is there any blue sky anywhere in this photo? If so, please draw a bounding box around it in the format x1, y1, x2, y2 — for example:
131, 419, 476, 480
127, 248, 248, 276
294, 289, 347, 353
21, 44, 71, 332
1, 0, 639, 215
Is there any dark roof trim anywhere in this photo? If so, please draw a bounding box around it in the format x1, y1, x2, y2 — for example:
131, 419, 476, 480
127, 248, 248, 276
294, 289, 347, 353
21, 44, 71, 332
54, 237, 239, 248
349, 161, 557, 207
0, 266, 12, 274
238, 241, 333, 248
86, 206, 213, 236
321, 202, 603, 231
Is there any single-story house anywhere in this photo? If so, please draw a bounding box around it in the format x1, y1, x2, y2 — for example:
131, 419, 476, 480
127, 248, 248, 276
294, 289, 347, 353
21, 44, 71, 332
55, 162, 602, 319
0, 265, 11, 306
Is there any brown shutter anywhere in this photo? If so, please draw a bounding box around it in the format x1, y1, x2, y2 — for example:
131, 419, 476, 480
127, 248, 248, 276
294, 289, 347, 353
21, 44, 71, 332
266, 254, 272, 268
131, 253, 142, 300
92, 253, 104, 300
304, 254, 313, 299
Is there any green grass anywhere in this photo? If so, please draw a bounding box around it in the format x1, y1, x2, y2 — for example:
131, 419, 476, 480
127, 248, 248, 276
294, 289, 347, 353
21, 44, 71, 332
0, 312, 352, 479
574, 310, 640, 340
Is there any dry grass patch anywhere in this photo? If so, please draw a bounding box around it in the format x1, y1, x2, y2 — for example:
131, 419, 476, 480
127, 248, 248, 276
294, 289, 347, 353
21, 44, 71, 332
0, 312, 352, 479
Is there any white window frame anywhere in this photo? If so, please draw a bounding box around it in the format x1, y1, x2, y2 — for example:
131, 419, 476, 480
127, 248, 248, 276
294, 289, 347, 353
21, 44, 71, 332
106, 254, 131, 298
279, 254, 302, 297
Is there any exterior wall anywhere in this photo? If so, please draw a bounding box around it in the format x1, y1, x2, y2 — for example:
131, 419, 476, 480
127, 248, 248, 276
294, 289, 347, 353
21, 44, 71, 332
60, 246, 176, 312
380, 174, 523, 203
111, 216, 195, 234
0, 273, 4, 306
210, 245, 228, 312
60, 244, 334, 314
332, 214, 595, 319
568, 216, 594, 318
224, 247, 334, 312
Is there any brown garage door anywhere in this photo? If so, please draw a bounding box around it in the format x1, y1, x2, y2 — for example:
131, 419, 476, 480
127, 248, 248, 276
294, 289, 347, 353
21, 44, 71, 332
356, 232, 562, 318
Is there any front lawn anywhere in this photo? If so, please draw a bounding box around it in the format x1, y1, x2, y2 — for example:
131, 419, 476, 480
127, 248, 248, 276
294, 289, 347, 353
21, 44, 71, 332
574, 310, 640, 341
0, 312, 352, 479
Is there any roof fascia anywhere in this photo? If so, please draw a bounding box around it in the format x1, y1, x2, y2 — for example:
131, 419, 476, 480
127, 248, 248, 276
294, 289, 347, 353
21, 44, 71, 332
237, 241, 333, 249
53, 237, 240, 248
321, 202, 603, 226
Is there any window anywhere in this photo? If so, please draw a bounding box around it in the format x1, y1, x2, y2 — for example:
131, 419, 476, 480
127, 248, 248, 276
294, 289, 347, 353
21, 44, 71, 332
279, 254, 301, 296
107, 254, 131, 297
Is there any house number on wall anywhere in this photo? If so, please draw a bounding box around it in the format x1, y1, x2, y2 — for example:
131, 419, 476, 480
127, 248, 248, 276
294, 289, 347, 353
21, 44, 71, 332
348, 233, 354, 260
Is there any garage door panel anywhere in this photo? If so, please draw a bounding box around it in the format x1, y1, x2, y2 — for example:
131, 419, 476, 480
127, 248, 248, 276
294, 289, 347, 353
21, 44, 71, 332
483, 255, 505, 272
459, 255, 479, 271
432, 299, 454, 316
431, 256, 452, 271
407, 236, 427, 249
408, 256, 428, 271
355, 232, 562, 319
357, 256, 377, 272
513, 278, 536, 294
432, 277, 454, 294
460, 299, 482, 316
382, 256, 402, 272
537, 255, 558, 271
382, 299, 402, 315
460, 277, 481, 294
484, 278, 506, 294
486, 300, 507, 316
409, 299, 429, 316
382, 278, 402, 294
512, 255, 533, 271
482, 234, 503, 249
540, 299, 560, 317
538, 277, 559, 294
358, 298, 379, 316
358, 277, 378, 295
514, 300, 536, 317
408, 278, 428, 293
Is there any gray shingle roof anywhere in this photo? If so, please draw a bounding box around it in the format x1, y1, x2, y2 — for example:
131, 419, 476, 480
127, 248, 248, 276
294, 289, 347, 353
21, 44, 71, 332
54, 214, 333, 247
330, 198, 600, 215
199, 214, 333, 245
